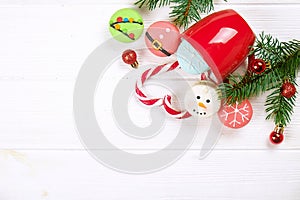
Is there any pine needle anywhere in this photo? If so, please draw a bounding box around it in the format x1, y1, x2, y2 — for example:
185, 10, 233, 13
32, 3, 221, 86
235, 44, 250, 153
135, 0, 227, 28
219, 32, 300, 127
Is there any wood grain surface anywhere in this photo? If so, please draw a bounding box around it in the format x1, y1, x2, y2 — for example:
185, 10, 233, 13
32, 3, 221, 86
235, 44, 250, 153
0, 0, 300, 199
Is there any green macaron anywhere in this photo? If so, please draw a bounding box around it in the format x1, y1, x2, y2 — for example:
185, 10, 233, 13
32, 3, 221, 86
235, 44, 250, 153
109, 8, 144, 43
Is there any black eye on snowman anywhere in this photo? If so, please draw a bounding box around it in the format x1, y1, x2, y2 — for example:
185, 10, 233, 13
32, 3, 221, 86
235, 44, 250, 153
184, 82, 222, 118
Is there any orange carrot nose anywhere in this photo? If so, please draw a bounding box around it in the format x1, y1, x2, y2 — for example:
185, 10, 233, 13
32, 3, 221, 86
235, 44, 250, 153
198, 102, 207, 109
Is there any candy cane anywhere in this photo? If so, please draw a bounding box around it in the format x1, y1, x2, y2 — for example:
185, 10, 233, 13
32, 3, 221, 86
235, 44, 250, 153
135, 61, 191, 119
200, 70, 219, 85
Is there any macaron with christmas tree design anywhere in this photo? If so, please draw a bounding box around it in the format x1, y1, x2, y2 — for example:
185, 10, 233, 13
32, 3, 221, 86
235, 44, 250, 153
109, 8, 144, 43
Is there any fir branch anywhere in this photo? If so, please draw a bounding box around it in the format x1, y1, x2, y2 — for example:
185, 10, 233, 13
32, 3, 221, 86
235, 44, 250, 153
252, 32, 300, 67
134, 0, 227, 28
265, 88, 297, 126
135, 0, 171, 10
252, 32, 283, 66
265, 52, 300, 126
170, 0, 203, 28
219, 68, 281, 104
219, 33, 300, 127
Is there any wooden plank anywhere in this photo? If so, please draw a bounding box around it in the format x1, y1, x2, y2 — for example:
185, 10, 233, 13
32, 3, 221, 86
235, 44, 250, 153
0, 150, 300, 200
0, 3, 299, 149
0, 79, 300, 150
0, 1, 300, 200
0, 5, 299, 80
0, 0, 299, 5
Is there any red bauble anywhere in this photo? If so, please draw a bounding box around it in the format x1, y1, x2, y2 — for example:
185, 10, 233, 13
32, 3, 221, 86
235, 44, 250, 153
249, 59, 266, 74
122, 49, 138, 68
269, 126, 284, 144
281, 82, 296, 98
270, 131, 284, 144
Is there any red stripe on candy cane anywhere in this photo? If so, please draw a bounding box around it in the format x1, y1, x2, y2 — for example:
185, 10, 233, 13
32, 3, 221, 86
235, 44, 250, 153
163, 95, 182, 115
200, 70, 218, 84
167, 61, 179, 71
163, 95, 191, 119
135, 61, 191, 119
150, 64, 166, 76
135, 83, 146, 98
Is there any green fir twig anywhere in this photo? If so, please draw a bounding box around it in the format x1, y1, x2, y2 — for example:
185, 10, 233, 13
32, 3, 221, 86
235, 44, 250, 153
218, 32, 300, 127
135, 0, 227, 28
135, 0, 171, 10
170, 0, 212, 28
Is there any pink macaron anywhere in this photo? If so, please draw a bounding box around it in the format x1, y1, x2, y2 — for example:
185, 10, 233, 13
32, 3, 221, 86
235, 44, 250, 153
145, 21, 180, 57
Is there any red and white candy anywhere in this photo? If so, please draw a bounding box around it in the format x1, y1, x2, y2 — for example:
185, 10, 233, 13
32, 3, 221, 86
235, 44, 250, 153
135, 62, 222, 119
135, 61, 191, 119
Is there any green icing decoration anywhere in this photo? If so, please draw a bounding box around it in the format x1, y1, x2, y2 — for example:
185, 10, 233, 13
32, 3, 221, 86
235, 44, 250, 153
109, 8, 144, 43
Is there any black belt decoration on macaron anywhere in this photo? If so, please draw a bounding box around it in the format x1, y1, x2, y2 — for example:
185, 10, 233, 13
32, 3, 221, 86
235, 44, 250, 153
145, 32, 171, 56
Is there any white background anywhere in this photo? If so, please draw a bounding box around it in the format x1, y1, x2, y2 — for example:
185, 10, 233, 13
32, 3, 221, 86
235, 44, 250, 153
0, 0, 300, 199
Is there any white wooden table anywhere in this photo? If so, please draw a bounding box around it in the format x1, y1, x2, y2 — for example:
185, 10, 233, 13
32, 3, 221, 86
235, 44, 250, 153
0, 0, 300, 199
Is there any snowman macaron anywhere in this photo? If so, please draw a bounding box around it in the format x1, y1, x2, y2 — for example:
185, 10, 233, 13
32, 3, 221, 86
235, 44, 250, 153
184, 81, 221, 117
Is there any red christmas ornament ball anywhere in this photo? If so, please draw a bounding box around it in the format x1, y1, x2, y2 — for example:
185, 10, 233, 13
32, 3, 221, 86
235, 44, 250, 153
269, 131, 284, 144
249, 59, 266, 74
122, 49, 138, 68
281, 82, 296, 98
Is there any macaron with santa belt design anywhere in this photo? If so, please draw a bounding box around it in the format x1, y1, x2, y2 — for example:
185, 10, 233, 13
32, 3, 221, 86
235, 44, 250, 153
145, 21, 181, 57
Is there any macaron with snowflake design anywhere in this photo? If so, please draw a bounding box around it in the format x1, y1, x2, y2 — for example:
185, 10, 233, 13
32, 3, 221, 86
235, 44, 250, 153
218, 100, 253, 128
145, 21, 180, 57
